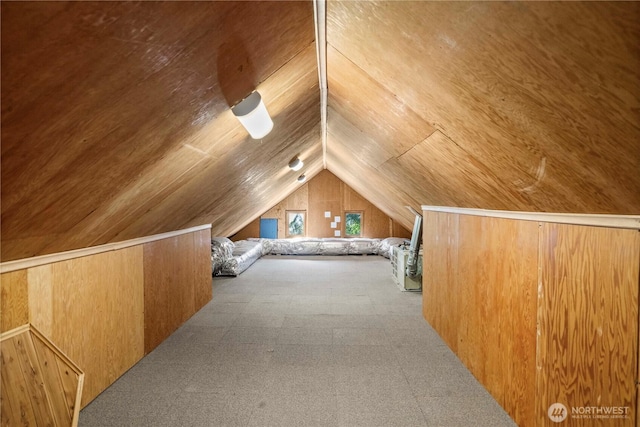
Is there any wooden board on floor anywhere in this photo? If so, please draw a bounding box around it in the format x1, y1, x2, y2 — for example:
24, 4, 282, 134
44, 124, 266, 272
1, 324, 84, 427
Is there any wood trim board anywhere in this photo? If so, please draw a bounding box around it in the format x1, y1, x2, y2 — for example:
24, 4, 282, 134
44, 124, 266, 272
0, 224, 212, 273
421, 206, 640, 230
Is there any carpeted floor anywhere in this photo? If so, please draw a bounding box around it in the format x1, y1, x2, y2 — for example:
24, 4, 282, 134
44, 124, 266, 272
79, 255, 516, 426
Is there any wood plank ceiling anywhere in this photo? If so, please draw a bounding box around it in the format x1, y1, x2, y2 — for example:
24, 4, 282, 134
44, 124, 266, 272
326, 1, 640, 228
2, 1, 639, 261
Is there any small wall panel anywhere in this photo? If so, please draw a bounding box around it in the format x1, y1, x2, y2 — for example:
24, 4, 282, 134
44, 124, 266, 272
423, 211, 539, 426
0, 269, 28, 332
423, 211, 461, 352
536, 223, 640, 426
27, 265, 53, 338
143, 229, 212, 353
230, 218, 260, 241
308, 170, 342, 237
192, 229, 213, 311
49, 247, 145, 406
392, 220, 411, 239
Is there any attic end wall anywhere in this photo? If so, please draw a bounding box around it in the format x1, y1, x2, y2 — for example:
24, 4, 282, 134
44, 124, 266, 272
231, 170, 410, 240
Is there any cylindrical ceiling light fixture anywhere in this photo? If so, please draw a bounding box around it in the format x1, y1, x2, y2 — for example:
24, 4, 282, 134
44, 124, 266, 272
289, 157, 304, 171
232, 91, 273, 139
297, 174, 306, 183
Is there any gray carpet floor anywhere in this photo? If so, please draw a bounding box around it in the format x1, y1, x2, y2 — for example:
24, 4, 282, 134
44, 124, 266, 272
79, 255, 517, 426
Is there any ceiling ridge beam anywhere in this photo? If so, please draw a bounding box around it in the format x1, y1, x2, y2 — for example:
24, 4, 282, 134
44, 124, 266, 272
313, 0, 328, 169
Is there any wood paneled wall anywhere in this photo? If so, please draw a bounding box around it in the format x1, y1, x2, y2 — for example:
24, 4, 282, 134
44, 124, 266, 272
0, 227, 211, 407
231, 170, 410, 240
536, 223, 639, 426
1, 247, 145, 407
1, 269, 29, 332
423, 212, 538, 424
144, 230, 212, 353
422, 209, 640, 427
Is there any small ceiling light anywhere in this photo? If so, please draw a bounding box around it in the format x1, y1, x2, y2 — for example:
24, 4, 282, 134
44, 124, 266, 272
289, 157, 304, 171
231, 91, 273, 139
297, 174, 306, 183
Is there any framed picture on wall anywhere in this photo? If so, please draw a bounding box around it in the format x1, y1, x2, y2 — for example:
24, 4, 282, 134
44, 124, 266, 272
286, 210, 306, 237
344, 211, 363, 237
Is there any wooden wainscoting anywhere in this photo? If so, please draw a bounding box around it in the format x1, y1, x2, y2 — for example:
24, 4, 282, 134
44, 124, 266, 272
536, 223, 639, 426
144, 229, 212, 353
0, 247, 144, 406
30, 247, 144, 407
0, 225, 212, 407
423, 211, 538, 425
422, 207, 640, 427
0, 269, 29, 332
